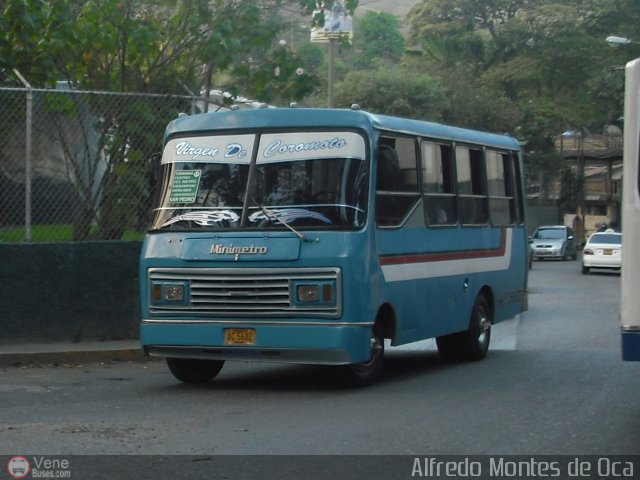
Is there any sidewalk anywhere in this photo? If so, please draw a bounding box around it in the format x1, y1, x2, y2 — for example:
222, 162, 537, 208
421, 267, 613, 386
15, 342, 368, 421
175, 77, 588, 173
0, 339, 145, 366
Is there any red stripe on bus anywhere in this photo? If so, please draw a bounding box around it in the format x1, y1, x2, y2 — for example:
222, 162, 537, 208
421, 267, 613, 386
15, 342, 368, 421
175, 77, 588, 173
379, 229, 507, 266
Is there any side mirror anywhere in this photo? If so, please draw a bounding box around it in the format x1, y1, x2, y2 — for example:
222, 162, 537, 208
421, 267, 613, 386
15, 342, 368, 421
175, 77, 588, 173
148, 152, 162, 184
567, 235, 574, 240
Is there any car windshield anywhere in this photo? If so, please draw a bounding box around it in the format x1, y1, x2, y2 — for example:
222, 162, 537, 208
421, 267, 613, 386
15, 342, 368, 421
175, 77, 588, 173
150, 131, 368, 231
534, 228, 566, 240
588, 233, 622, 245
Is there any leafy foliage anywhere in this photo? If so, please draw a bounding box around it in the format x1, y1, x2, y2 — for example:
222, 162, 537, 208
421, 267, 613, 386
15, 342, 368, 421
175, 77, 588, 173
349, 10, 405, 69
0, 0, 332, 239
405, 0, 640, 188
334, 68, 448, 119
0, 0, 77, 86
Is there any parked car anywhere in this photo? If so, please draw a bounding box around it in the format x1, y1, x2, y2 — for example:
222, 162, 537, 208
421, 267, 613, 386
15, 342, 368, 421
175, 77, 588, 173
530, 225, 577, 261
581, 230, 622, 274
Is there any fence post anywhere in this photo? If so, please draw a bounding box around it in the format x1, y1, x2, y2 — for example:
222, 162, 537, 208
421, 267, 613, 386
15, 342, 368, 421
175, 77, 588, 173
13, 69, 33, 242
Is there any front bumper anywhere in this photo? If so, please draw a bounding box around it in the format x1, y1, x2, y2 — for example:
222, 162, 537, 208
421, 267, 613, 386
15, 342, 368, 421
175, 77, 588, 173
532, 249, 564, 259
140, 320, 374, 365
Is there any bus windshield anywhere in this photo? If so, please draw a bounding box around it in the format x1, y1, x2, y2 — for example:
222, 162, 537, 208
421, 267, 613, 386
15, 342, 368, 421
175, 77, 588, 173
150, 131, 368, 231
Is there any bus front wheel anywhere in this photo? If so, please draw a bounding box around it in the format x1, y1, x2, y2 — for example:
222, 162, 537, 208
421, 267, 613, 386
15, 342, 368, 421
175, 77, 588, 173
166, 357, 225, 384
436, 294, 491, 362
337, 327, 384, 387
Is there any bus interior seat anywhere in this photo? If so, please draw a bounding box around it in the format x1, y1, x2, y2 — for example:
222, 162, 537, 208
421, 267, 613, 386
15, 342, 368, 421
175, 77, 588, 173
377, 145, 400, 191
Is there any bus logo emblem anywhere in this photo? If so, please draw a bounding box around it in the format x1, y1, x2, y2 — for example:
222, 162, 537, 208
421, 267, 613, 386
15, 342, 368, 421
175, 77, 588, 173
209, 244, 269, 259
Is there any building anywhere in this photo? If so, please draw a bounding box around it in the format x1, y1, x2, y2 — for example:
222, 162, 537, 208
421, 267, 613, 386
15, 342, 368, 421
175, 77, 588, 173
527, 126, 622, 242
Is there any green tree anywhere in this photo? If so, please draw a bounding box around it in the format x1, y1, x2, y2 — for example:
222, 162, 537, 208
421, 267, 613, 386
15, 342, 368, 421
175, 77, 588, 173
57, 0, 203, 238
408, 0, 640, 130
405, 0, 640, 195
232, 40, 318, 104
349, 10, 405, 69
0, 0, 78, 86
407, 0, 525, 75
334, 67, 448, 119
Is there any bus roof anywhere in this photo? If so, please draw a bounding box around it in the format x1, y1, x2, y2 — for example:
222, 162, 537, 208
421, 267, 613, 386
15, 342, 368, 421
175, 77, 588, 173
164, 107, 521, 151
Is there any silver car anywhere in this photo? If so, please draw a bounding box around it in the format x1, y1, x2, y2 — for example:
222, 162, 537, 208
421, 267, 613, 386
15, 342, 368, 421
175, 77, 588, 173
530, 225, 577, 261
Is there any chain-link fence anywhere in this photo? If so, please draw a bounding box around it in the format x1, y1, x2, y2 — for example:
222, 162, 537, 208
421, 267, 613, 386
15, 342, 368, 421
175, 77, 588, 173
0, 80, 269, 243
0, 85, 203, 242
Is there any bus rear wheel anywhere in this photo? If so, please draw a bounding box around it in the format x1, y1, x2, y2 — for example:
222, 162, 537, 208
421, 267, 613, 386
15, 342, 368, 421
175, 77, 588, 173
166, 357, 225, 384
337, 327, 384, 388
436, 294, 491, 362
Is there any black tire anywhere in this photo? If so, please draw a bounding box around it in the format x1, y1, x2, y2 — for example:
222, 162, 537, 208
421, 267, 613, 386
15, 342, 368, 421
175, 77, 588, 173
337, 327, 384, 388
581, 265, 590, 275
166, 357, 224, 384
436, 294, 492, 362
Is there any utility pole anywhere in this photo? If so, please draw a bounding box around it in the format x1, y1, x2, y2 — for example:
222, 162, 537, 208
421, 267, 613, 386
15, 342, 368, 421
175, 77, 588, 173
327, 38, 335, 108
576, 131, 586, 245
309, 2, 353, 109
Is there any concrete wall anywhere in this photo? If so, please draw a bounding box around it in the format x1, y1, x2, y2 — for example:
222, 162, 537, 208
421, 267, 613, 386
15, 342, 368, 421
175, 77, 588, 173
0, 242, 141, 344
526, 204, 562, 235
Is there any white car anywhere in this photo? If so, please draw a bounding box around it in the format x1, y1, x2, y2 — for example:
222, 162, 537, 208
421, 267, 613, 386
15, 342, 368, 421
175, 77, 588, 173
581, 230, 622, 274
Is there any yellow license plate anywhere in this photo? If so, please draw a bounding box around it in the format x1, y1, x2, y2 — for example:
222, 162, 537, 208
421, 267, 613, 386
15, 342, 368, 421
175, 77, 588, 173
224, 328, 256, 345
603, 249, 613, 255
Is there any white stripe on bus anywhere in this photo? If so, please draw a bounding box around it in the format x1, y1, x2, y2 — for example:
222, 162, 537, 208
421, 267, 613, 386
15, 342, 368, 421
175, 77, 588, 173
381, 229, 513, 282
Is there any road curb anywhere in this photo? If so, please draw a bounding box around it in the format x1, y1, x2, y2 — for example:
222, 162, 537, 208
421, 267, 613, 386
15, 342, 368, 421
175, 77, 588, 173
0, 345, 148, 367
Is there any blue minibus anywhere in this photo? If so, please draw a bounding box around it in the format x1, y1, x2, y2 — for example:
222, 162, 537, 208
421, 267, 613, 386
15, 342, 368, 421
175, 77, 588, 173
140, 106, 529, 386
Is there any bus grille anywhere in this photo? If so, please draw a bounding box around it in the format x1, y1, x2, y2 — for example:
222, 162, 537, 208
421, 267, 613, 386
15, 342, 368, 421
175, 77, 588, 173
148, 267, 340, 317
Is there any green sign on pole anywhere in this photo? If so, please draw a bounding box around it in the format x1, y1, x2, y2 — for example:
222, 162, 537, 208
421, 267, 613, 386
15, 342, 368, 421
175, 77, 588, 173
169, 170, 201, 203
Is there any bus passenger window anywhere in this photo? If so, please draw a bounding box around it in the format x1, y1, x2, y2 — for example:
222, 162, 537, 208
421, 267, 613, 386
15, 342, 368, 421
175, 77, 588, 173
422, 141, 456, 225
456, 146, 488, 225
375, 137, 420, 227
509, 152, 525, 225
376, 145, 401, 191
486, 150, 513, 226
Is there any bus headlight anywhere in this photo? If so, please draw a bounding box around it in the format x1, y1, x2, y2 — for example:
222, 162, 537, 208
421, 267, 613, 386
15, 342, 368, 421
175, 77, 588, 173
151, 281, 189, 305
297, 284, 320, 302
165, 284, 185, 301
294, 281, 336, 305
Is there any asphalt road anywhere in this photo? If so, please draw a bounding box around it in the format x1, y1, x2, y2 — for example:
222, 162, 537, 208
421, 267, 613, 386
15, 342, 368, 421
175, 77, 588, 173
1, 259, 638, 473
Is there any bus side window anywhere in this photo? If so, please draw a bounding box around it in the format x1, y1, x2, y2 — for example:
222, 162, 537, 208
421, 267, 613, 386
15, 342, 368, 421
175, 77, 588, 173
422, 141, 456, 225
486, 150, 513, 226
510, 152, 525, 225
377, 145, 401, 191
375, 137, 420, 227
456, 146, 488, 225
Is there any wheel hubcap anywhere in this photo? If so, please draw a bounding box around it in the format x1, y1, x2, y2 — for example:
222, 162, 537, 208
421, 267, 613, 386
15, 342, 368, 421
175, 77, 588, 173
478, 311, 490, 346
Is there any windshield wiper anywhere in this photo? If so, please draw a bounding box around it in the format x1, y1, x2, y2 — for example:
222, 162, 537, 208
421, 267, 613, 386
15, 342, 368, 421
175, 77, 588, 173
259, 205, 306, 241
